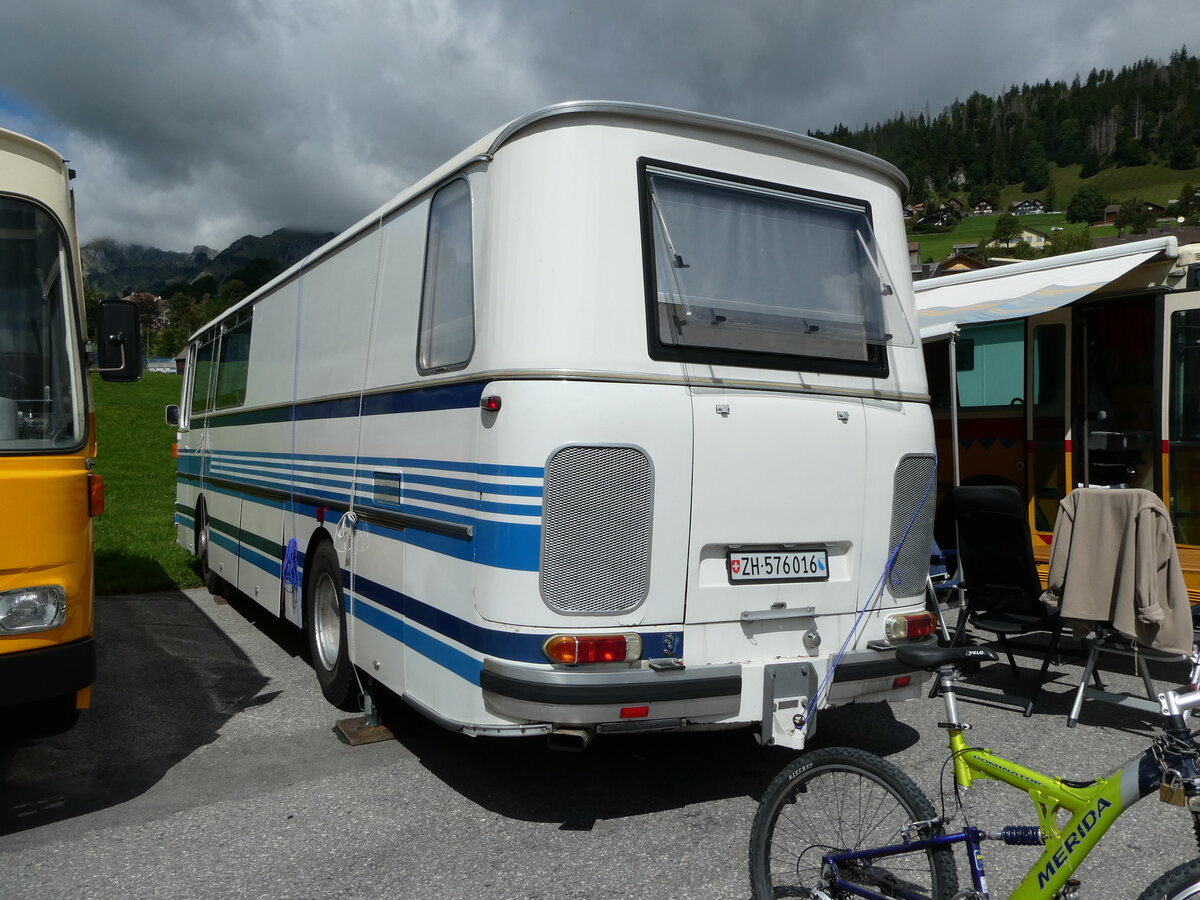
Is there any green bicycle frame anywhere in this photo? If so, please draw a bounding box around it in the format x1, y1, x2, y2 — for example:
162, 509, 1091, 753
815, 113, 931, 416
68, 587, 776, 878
949, 728, 1159, 898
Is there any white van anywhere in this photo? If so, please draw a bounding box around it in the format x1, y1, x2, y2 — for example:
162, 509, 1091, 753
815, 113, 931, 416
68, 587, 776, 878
170, 102, 936, 749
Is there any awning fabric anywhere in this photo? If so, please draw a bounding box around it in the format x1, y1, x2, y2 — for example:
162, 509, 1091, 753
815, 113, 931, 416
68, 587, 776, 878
913, 238, 1175, 339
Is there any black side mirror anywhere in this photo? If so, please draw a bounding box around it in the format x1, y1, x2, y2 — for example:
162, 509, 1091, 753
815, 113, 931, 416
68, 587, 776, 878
165, 404, 180, 427
96, 299, 142, 383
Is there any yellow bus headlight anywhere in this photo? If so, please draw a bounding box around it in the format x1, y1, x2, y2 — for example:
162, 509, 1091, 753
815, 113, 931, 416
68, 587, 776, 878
0, 586, 67, 634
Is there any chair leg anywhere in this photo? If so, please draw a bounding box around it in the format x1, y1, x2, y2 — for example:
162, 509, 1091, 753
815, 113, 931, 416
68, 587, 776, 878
1024, 625, 1061, 717
1068, 639, 1101, 728
998, 634, 1020, 678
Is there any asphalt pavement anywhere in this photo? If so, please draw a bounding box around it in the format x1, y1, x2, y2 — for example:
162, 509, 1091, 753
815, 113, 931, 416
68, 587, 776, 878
2, 588, 1199, 899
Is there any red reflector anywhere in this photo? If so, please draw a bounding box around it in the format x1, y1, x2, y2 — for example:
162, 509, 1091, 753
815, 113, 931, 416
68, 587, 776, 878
893, 675, 912, 688
620, 706, 650, 719
88, 473, 105, 517
480, 395, 502, 412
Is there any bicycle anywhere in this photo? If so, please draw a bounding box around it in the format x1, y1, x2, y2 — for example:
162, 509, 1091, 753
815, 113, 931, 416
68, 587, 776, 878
748, 642, 1200, 899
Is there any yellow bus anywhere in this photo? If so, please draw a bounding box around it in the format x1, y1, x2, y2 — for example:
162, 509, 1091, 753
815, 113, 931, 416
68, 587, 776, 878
0, 126, 139, 730
916, 236, 1200, 598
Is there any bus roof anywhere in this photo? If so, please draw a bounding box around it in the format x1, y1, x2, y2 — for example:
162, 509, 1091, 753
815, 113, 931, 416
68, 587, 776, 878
0, 126, 69, 173
192, 101, 909, 340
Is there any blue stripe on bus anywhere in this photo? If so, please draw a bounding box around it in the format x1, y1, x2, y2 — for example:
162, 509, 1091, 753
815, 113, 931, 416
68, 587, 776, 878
352, 600, 483, 685
211, 530, 240, 555
192, 467, 538, 531
239, 543, 281, 577
198, 381, 491, 429
207, 460, 543, 506
345, 572, 683, 679
188, 476, 542, 572
180, 447, 544, 480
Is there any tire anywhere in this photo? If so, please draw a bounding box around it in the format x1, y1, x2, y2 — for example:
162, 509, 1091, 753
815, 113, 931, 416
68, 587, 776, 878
195, 501, 222, 596
749, 746, 958, 899
1139, 859, 1200, 900
304, 540, 355, 708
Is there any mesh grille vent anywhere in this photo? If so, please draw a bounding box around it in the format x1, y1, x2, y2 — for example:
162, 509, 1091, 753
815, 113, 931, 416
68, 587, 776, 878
541, 445, 653, 615
887, 454, 936, 598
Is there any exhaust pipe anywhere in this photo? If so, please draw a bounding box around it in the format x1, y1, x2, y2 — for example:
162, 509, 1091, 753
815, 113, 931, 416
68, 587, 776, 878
546, 727, 593, 752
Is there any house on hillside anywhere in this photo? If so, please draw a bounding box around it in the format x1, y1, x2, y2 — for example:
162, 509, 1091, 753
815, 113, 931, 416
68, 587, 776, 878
944, 197, 965, 213
1094, 224, 1200, 250
936, 251, 988, 275
1012, 199, 1044, 215
972, 200, 994, 215
1102, 200, 1168, 226
994, 225, 1048, 251
908, 241, 940, 281
121, 291, 167, 329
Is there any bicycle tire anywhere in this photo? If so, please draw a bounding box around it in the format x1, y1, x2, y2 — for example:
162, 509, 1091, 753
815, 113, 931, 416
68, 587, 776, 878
749, 746, 958, 899
1138, 858, 1200, 900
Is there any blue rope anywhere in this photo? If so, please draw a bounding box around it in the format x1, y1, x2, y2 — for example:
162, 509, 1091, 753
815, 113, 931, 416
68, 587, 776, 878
798, 458, 938, 734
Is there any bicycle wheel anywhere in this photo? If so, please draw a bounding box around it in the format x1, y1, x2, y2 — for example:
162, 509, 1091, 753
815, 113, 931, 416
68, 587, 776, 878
1139, 859, 1200, 900
749, 746, 958, 899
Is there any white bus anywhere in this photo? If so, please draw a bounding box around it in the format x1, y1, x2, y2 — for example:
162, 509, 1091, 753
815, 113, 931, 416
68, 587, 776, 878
169, 102, 936, 750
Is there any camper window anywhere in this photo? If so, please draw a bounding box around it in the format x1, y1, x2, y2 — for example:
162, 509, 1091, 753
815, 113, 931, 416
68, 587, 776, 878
641, 161, 900, 376
214, 314, 253, 410
418, 178, 475, 373
189, 335, 218, 416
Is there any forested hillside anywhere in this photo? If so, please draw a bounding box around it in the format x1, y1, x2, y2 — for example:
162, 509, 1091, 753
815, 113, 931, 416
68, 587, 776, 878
812, 47, 1200, 209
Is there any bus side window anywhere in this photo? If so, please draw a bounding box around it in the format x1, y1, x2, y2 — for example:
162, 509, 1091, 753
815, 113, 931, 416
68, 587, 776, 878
189, 336, 217, 416
417, 178, 475, 373
214, 316, 253, 409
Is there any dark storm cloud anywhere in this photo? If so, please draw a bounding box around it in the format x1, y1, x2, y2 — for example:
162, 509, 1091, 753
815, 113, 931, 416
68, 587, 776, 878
0, 0, 1184, 250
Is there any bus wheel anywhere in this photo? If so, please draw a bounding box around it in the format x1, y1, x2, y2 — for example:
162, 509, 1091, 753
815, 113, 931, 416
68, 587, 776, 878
304, 541, 355, 708
195, 502, 221, 596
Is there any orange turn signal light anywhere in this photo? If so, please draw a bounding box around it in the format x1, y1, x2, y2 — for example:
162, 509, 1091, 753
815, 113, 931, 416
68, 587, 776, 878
88, 472, 105, 517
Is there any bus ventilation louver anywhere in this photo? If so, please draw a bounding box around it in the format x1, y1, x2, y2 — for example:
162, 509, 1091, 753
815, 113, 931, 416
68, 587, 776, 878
886, 454, 937, 599
540, 445, 653, 615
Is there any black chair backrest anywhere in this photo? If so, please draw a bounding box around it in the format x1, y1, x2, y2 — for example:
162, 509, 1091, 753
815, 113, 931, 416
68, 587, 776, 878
951, 484, 1044, 614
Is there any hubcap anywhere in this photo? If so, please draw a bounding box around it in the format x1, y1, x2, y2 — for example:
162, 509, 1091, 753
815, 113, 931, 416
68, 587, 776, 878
313, 571, 342, 671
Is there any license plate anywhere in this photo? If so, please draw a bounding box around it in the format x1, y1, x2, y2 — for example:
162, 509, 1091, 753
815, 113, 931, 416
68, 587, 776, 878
728, 549, 828, 583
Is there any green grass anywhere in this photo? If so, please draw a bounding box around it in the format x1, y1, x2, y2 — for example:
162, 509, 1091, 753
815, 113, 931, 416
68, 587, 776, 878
92, 372, 201, 593
914, 163, 1200, 263
910, 214, 1108, 262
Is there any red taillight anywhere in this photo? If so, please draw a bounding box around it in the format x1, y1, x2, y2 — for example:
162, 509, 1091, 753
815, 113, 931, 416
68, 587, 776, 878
88, 473, 105, 517
480, 395, 502, 412
893, 675, 913, 688
885, 611, 937, 641
620, 706, 650, 719
544, 633, 643, 665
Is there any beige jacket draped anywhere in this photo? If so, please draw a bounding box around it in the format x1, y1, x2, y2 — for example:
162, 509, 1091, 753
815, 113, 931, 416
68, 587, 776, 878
1040, 488, 1193, 654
